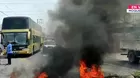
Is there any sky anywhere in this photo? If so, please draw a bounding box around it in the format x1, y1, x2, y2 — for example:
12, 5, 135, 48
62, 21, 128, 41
0, 0, 58, 27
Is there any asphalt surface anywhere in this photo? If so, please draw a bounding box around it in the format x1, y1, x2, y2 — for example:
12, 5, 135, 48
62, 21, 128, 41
0, 46, 140, 78
0, 47, 49, 78
68, 52, 140, 77
103, 53, 140, 76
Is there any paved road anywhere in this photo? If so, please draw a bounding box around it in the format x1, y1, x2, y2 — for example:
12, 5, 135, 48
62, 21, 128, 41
63, 52, 140, 77
0, 46, 140, 78
103, 53, 140, 76
0, 47, 49, 78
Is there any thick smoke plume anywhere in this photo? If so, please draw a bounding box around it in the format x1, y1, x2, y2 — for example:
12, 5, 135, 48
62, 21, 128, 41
44, 0, 123, 77
39, 0, 140, 77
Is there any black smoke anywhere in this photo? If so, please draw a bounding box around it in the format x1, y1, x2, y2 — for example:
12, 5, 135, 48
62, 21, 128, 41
81, 45, 104, 67
41, 0, 125, 77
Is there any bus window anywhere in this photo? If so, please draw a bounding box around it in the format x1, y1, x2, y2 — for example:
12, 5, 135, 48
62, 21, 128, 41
2, 18, 29, 29
2, 33, 28, 46
15, 33, 27, 45
2, 33, 14, 45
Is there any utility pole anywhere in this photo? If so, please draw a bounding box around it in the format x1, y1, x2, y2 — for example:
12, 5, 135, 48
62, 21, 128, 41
37, 19, 43, 25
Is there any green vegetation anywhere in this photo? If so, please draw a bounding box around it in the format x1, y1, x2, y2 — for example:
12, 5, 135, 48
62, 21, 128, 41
132, 71, 140, 78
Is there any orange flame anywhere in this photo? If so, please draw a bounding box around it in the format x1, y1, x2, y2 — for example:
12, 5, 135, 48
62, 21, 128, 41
80, 60, 104, 78
37, 72, 48, 78
10, 72, 48, 78
10, 72, 17, 78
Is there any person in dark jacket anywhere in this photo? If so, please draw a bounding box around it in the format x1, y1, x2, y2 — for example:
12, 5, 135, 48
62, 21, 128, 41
6, 41, 13, 65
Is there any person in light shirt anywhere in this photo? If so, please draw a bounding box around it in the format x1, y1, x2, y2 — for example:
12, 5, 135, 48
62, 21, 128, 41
6, 41, 13, 65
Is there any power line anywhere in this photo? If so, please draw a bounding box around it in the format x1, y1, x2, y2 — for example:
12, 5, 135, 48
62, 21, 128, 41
5, 5, 16, 14
0, 11, 8, 16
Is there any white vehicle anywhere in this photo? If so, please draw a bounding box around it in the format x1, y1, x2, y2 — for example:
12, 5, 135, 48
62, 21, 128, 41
44, 39, 56, 48
120, 31, 140, 64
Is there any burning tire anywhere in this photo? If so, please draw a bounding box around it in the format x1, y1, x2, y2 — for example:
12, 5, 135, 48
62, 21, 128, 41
128, 51, 139, 64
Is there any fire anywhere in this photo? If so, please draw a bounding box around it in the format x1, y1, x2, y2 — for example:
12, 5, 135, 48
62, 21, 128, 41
10, 71, 48, 78
10, 72, 17, 78
37, 72, 48, 78
11, 61, 103, 78
34, 72, 48, 78
80, 60, 104, 78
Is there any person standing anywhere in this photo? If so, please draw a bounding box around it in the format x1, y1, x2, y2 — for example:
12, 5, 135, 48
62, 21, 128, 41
6, 41, 13, 65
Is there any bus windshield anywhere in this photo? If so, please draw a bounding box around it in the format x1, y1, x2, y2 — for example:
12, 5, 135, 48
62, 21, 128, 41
2, 32, 28, 46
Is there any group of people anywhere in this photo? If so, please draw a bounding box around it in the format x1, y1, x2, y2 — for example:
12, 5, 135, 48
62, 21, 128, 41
0, 32, 13, 65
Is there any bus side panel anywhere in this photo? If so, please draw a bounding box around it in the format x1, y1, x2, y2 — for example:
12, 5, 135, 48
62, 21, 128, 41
27, 29, 34, 54
32, 29, 41, 52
